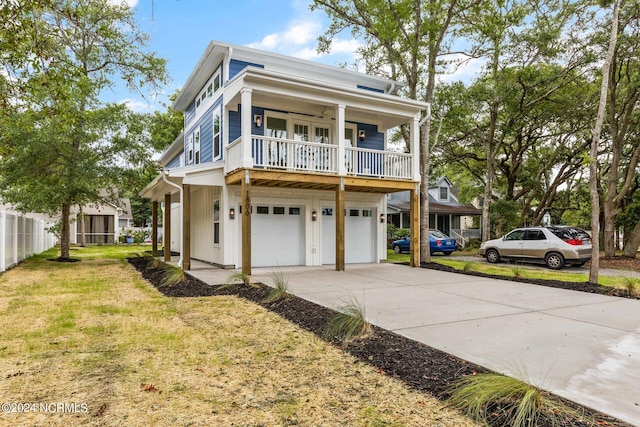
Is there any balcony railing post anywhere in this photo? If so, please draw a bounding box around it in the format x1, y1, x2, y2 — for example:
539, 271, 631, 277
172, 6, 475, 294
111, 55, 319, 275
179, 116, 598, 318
240, 89, 254, 168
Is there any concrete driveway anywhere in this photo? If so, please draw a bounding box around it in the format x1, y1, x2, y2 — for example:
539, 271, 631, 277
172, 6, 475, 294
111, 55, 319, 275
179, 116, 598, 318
188, 262, 640, 426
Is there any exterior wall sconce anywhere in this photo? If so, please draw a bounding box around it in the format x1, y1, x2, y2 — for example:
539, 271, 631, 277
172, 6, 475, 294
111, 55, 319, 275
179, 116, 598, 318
380, 213, 385, 223
229, 208, 235, 220
311, 210, 318, 221
254, 114, 262, 127
359, 130, 366, 141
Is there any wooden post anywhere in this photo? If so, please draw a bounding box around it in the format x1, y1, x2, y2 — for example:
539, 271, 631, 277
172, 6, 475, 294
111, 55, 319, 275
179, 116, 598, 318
164, 193, 171, 262
241, 170, 252, 276
152, 201, 158, 257
335, 179, 345, 271
410, 186, 420, 267
182, 184, 191, 271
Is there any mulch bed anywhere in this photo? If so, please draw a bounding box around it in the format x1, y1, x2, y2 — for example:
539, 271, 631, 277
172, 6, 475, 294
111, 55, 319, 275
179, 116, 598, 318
128, 256, 633, 427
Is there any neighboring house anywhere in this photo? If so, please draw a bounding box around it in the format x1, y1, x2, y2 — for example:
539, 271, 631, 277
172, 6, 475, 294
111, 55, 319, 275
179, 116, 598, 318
140, 41, 427, 272
70, 197, 133, 244
387, 176, 482, 245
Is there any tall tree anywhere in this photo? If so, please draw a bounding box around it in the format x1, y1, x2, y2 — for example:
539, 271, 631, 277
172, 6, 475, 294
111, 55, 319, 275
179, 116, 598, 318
312, 0, 471, 264
0, 0, 167, 259
589, 0, 621, 283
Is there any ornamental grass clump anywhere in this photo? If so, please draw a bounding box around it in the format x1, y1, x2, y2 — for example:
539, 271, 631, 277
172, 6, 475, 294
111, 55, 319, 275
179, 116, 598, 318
264, 268, 290, 303
448, 373, 585, 427
622, 277, 640, 296
159, 263, 186, 287
323, 295, 372, 343
223, 272, 253, 288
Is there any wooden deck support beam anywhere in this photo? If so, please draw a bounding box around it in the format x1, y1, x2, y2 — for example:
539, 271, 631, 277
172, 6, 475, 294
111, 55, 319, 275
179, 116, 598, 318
182, 184, 191, 271
410, 185, 419, 267
335, 179, 345, 271
152, 201, 158, 257
164, 194, 171, 262
241, 170, 252, 276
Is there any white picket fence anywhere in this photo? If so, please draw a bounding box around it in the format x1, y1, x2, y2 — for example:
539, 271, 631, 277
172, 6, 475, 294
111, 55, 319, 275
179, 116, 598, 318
0, 211, 57, 273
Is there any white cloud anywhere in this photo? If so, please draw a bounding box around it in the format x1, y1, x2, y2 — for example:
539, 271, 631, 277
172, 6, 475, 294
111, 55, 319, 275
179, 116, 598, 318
121, 98, 154, 113
438, 55, 486, 84
108, 0, 138, 7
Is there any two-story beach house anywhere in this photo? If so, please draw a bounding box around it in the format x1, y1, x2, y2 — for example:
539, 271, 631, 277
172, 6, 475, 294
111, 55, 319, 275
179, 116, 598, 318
140, 41, 427, 273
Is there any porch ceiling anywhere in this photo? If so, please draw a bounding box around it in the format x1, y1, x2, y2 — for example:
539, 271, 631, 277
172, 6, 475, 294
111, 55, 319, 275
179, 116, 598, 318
225, 168, 417, 193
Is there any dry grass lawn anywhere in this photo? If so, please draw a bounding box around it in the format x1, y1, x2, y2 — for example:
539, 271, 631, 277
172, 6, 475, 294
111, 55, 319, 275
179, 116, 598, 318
0, 246, 477, 426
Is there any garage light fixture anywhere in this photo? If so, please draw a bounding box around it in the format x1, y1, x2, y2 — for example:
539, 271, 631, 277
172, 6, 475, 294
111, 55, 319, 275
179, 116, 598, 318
254, 114, 262, 127
380, 213, 385, 223
229, 208, 235, 220
358, 130, 366, 141
311, 210, 318, 221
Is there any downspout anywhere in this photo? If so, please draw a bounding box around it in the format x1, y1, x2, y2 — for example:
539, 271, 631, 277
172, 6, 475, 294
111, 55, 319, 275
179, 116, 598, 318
162, 171, 184, 268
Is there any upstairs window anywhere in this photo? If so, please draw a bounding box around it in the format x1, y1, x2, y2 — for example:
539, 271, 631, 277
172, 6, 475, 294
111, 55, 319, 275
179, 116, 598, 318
194, 127, 201, 164
213, 105, 222, 160
439, 186, 449, 200
195, 66, 222, 116
186, 133, 194, 164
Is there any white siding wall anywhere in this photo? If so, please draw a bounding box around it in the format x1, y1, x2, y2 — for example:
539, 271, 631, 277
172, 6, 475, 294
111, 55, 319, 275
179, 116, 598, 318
170, 203, 181, 253
190, 186, 220, 264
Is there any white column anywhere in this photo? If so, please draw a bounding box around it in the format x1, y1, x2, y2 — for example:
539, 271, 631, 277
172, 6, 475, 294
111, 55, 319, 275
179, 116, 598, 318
411, 114, 421, 182
0, 212, 6, 272
240, 88, 254, 168
336, 104, 346, 175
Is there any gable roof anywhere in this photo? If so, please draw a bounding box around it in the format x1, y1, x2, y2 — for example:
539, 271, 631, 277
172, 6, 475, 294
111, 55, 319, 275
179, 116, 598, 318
174, 40, 407, 111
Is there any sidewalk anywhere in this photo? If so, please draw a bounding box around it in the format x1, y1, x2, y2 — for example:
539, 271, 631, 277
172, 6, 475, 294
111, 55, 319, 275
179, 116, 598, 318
187, 262, 640, 426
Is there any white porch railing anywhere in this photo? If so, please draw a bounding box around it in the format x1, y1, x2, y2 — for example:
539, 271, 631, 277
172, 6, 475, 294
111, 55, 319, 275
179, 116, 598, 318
345, 146, 412, 179
449, 229, 467, 248
225, 135, 414, 180
252, 136, 338, 173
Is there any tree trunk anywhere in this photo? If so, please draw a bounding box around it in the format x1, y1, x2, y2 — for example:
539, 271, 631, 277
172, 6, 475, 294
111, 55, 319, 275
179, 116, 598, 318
482, 152, 494, 241
589, 0, 620, 284
60, 202, 71, 259
420, 114, 431, 265
622, 220, 640, 258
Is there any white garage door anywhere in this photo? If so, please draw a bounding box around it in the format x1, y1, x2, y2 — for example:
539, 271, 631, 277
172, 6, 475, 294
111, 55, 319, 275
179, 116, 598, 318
322, 207, 375, 264
251, 205, 304, 267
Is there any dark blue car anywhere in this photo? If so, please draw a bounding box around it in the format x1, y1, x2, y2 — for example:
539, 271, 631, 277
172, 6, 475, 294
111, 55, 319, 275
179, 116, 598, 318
391, 229, 458, 255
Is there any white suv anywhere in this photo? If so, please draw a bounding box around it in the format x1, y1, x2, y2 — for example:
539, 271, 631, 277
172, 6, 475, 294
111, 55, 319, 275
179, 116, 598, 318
478, 226, 592, 270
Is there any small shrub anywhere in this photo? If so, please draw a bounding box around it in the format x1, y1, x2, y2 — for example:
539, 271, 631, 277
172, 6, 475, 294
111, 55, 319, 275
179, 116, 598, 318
323, 295, 372, 343
132, 229, 151, 244
512, 267, 524, 278
622, 277, 640, 296
159, 264, 185, 287
264, 268, 289, 303
463, 262, 475, 272
147, 257, 164, 270
448, 373, 585, 427
223, 272, 252, 288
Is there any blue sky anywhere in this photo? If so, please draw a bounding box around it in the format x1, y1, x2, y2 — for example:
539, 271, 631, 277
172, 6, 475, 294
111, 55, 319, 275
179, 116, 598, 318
110, 0, 364, 112
110, 0, 480, 112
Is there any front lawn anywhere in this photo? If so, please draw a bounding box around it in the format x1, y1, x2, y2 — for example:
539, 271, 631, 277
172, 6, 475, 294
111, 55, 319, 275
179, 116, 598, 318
0, 245, 476, 426
386, 249, 639, 290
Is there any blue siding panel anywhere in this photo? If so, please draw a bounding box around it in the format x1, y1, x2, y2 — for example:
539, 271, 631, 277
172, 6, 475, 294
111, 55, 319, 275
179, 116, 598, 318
357, 84, 385, 93
166, 152, 183, 169
229, 105, 265, 142
229, 59, 264, 80
184, 100, 196, 126
356, 123, 383, 150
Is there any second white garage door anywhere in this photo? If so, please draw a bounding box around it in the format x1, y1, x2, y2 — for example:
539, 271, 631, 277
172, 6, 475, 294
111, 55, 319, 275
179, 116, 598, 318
321, 207, 375, 264
250, 205, 304, 267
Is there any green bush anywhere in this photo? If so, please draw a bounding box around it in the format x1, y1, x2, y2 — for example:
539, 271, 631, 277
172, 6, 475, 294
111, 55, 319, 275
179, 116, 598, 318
132, 229, 151, 244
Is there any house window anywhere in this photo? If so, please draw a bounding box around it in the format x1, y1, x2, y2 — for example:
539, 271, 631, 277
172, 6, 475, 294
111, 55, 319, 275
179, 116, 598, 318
322, 208, 333, 216
186, 134, 194, 164
439, 186, 448, 200
363, 209, 372, 217
193, 127, 201, 164
213, 200, 220, 244
289, 207, 300, 215
196, 66, 222, 116
274, 207, 285, 215
213, 105, 222, 160
349, 209, 359, 217
257, 206, 269, 214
